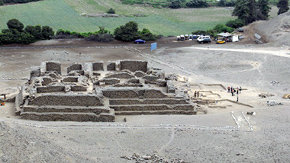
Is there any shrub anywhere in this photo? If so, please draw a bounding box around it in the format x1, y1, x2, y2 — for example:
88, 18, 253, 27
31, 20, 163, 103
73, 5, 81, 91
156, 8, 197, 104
192, 30, 207, 35
226, 19, 245, 29
213, 24, 234, 33
169, 1, 181, 9
107, 8, 116, 14
86, 33, 113, 42
186, 0, 209, 8
217, 0, 235, 7
138, 28, 157, 41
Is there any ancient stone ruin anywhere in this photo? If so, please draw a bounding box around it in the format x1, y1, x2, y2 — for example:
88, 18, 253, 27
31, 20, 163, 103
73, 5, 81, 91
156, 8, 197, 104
16, 60, 197, 122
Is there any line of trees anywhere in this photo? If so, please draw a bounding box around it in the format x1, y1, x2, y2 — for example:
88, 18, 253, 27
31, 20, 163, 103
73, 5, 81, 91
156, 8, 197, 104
0, 19, 54, 44
0, 0, 41, 5
0, 19, 158, 45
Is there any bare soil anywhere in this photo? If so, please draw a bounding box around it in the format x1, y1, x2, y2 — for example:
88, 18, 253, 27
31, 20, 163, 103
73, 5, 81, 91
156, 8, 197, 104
0, 38, 289, 162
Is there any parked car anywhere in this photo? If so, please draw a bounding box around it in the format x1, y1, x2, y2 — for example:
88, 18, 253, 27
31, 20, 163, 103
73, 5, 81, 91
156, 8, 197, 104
134, 39, 146, 44
192, 35, 199, 39
189, 34, 193, 40
180, 35, 185, 41
197, 36, 211, 44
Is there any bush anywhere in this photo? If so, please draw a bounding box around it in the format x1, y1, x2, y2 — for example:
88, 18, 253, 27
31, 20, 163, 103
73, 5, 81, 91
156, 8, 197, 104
138, 28, 157, 41
86, 33, 113, 42
192, 30, 207, 35
217, 0, 235, 7
226, 19, 245, 29
0, 0, 4, 5
213, 24, 234, 33
107, 8, 115, 14
186, 0, 209, 8
169, 1, 181, 9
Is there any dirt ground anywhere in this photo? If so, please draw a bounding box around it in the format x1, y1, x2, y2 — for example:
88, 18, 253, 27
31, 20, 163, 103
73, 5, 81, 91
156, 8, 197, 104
0, 39, 289, 162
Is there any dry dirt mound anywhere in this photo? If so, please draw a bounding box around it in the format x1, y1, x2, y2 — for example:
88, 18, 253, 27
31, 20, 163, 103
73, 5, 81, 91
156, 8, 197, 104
283, 94, 290, 99
252, 11, 290, 46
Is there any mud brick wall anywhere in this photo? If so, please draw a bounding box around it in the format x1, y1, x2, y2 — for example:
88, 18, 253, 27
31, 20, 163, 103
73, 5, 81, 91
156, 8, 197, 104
23, 106, 109, 114
109, 99, 188, 105
93, 62, 104, 71
46, 62, 61, 74
107, 62, 116, 71
30, 68, 41, 79
120, 61, 148, 72
67, 64, 82, 73
41, 77, 53, 86
71, 86, 87, 92
99, 78, 120, 85
143, 89, 168, 98
102, 89, 139, 98
63, 77, 78, 82
37, 86, 65, 93
29, 95, 104, 106
105, 72, 134, 79
102, 89, 168, 98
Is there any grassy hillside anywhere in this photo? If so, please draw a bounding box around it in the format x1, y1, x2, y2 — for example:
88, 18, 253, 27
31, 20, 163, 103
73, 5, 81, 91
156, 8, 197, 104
0, 0, 235, 36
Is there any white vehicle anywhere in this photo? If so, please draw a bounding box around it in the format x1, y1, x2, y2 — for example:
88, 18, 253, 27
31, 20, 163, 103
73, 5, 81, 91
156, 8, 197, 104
177, 36, 181, 41
180, 35, 185, 41
197, 35, 211, 44
185, 34, 189, 40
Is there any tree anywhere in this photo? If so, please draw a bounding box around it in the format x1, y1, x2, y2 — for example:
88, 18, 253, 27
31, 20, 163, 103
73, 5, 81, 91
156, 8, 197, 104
114, 21, 139, 42
0, 0, 4, 6
41, 26, 54, 39
107, 8, 115, 14
7, 19, 24, 32
258, 0, 271, 19
277, 0, 289, 15
25, 25, 43, 40
233, 0, 257, 24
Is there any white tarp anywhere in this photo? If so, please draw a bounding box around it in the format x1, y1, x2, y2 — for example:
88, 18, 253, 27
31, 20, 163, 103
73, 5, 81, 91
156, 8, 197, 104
232, 35, 239, 42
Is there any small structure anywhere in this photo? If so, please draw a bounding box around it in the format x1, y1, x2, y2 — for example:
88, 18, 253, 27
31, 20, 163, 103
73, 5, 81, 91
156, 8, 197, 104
217, 33, 239, 42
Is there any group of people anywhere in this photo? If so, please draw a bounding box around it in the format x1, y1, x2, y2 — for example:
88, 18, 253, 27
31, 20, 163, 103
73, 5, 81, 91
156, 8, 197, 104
227, 86, 242, 102
193, 91, 200, 98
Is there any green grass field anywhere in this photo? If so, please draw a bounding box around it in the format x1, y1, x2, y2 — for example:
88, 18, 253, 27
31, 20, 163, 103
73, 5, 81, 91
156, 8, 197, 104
0, 0, 279, 36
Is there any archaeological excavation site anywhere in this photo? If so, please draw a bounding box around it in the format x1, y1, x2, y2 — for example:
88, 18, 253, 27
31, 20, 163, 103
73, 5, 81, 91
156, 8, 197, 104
15, 60, 198, 122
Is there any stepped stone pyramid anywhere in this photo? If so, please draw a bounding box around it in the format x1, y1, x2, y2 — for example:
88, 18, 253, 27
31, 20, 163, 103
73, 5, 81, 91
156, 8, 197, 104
16, 60, 197, 122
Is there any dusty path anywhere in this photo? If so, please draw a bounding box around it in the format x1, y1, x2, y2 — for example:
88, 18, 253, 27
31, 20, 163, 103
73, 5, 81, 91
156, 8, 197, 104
185, 47, 290, 58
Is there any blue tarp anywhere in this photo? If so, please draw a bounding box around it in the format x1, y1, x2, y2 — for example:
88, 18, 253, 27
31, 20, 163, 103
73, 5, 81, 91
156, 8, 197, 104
151, 42, 157, 51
